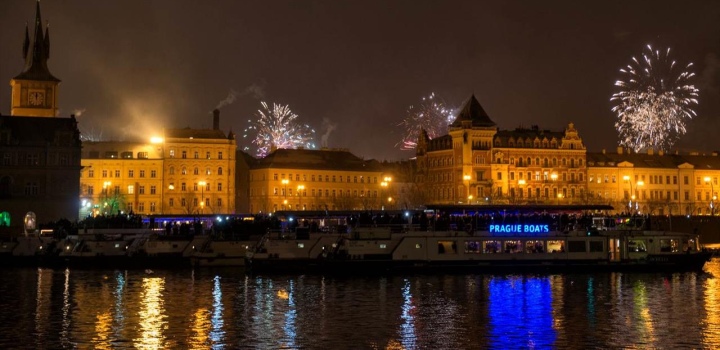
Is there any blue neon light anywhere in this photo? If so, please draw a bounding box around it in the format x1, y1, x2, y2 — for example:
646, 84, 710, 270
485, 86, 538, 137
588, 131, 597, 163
489, 224, 549, 233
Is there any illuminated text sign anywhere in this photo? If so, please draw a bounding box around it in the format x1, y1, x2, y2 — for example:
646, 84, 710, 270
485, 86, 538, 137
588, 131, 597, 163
488, 224, 550, 234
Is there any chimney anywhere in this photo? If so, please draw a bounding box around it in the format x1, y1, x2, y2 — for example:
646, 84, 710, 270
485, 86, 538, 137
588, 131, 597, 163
617, 146, 623, 155
212, 109, 220, 130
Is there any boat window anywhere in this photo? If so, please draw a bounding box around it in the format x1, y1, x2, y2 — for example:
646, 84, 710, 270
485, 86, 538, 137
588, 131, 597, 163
465, 241, 482, 254
503, 240, 523, 253
437, 241, 457, 254
525, 240, 545, 253
483, 240, 502, 253
568, 240, 586, 253
628, 239, 647, 252
547, 240, 565, 253
660, 239, 679, 252
589, 241, 604, 252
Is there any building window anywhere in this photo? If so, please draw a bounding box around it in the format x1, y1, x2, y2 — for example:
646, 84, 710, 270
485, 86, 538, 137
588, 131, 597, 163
206, 168, 211, 175
169, 167, 175, 175
128, 185, 134, 194
218, 152, 223, 159
194, 167, 199, 175
115, 170, 120, 178
181, 198, 186, 207
140, 170, 145, 178
193, 183, 199, 191
194, 151, 199, 159
87, 186, 94, 195
102, 170, 108, 178
169, 198, 174, 207
150, 186, 156, 195
182, 151, 187, 159
151, 170, 157, 178
24, 182, 39, 196
169, 149, 175, 158
150, 202, 156, 212
217, 198, 222, 207
128, 170, 134, 178
206, 152, 211, 159
137, 152, 148, 159
138, 202, 145, 212
139, 186, 145, 194
88, 169, 94, 178
217, 183, 222, 191
181, 183, 187, 191
182, 167, 187, 175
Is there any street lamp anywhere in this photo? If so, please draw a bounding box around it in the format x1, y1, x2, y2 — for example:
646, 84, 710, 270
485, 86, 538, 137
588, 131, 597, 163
281, 179, 289, 210
557, 193, 563, 205
705, 176, 715, 216
463, 174, 472, 203
297, 185, 305, 210
635, 180, 644, 213
198, 181, 206, 214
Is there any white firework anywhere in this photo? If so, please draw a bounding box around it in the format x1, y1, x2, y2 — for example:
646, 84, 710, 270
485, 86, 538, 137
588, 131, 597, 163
397, 92, 455, 150
611, 45, 699, 152
244, 101, 316, 157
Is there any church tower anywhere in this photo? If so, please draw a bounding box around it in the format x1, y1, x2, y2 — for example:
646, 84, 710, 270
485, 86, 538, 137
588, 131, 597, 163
10, 0, 61, 117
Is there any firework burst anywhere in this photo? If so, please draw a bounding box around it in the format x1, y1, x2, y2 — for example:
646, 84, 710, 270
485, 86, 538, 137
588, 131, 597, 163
397, 93, 456, 150
243, 101, 316, 157
611, 45, 699, 152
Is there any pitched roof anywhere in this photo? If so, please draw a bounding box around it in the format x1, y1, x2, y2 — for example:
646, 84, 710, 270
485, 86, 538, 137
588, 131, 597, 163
164, 127, 230, 140
449, 94, 496, 128
252, 148, 383, 172
0, 115, 80, 146
587, 151, 720, 169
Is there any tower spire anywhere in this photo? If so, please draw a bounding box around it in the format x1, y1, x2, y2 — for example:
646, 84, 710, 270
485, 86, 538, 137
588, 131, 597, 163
22, 22, 29, 59
14, 0, 59, 81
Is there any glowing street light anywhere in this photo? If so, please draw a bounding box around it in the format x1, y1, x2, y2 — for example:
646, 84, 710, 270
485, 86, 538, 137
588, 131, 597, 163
705, 176, 715, 216
281, 179, 289, 210
297, 184, 305, 210
198, 181, 206, 213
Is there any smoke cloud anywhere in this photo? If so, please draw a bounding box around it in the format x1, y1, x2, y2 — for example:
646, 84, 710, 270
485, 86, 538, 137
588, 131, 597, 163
321, 117, 337, 147
212, 83, 266, 111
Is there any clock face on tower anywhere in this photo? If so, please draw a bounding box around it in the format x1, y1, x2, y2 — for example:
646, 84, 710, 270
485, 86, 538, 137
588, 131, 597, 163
29, 91, 45, 106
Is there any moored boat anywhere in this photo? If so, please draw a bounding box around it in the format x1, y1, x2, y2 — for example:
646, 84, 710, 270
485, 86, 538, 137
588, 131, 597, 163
246, 205, 714, 273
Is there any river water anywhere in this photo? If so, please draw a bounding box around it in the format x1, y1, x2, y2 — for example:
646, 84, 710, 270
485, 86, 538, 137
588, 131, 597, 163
1, 259, 719, 349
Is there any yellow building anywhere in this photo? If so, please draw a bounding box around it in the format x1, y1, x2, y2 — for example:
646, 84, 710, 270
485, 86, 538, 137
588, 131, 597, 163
162, 124, 236, 215
415, 95, 587, 205
248, 148, 389, 213
80, 111, 237, 217
587, 148, 720, 215
80, 142, 164, 217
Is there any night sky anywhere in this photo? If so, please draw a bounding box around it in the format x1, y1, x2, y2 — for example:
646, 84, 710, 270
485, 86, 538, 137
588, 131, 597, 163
2, 0, 720, 161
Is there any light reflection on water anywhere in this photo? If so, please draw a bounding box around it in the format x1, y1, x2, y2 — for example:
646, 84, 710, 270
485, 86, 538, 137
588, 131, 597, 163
0, 259, 720, 348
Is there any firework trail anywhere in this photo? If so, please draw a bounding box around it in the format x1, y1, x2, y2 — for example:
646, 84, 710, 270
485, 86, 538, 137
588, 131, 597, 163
243, 101, 316, 157
611, 45, 699, 152
397, 92, 455, 150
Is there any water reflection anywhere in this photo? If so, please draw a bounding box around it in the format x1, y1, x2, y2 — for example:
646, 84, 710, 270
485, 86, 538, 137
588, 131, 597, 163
135, 277, 166, 349
488, 276, 556, 349
398, 279, 416, 350
4, 260, 720, 348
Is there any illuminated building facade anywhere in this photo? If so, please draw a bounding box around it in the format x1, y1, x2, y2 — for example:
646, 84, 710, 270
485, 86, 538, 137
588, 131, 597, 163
247, 148, 389, 213
415, 95, 587, 205
79, 110, 236, 217
587, 148, 720, 215
0, 1, 81, 230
